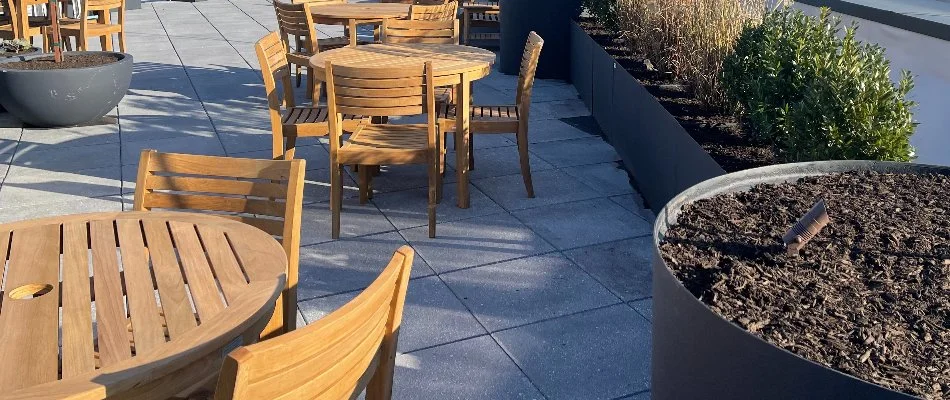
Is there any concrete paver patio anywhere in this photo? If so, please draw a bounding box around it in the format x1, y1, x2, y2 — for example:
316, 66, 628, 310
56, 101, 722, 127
0, 1, 656, 398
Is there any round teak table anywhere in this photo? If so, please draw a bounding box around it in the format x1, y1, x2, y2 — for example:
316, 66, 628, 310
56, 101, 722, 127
310, 43, 496, 209
310, 3, 410, 47
0, 212, 287, 399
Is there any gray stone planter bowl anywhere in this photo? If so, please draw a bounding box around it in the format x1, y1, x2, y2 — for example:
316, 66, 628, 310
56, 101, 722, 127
0, 51, 132, 127
652, 160, 950, 400
0, 47, 41, 113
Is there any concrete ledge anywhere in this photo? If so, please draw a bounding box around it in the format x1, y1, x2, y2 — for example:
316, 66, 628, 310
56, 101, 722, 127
796, 0, 950, 42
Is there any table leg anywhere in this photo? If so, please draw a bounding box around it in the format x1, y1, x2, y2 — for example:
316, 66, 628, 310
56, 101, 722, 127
348, 19, 357, 47
455, 74, 471, 209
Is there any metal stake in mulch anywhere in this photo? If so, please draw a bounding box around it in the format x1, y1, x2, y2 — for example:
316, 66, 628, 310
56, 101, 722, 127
783, 199, 830, 255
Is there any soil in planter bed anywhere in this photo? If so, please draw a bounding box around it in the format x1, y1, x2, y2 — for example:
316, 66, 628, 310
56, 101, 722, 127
577, 18, 777, 172
660, 171, 950, 399
1, 53, 121, 70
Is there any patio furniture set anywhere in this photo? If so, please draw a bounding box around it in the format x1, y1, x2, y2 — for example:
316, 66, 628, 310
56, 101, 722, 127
0, 1, 548, 399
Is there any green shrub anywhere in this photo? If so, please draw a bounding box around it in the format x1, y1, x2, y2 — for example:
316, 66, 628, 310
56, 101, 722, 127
583, 0, 619, 31
722, 7, 916, 162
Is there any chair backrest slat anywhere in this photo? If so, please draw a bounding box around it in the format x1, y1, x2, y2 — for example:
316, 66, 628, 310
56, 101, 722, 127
381, 19, 458, 44
516, 31, 544, 115
84, 0, 123, 12
408, 1, 456, 21
213, 247, 415, 400
326, 62, 431, 117
290, 0, 343, 5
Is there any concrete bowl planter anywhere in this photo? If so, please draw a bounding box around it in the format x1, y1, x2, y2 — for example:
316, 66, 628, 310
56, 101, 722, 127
0, 51, 132, 127
0, 47, 41, 113
651, 160, 950, 400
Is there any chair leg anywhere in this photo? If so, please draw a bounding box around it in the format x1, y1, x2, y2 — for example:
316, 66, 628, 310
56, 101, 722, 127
516, 124, 534, 198
296, 64, 303, 88
284, 136, 297, 160
272, 132, 284, 160
468, 134, 475, 170
358, 165, 370, 204
330, 163, 343, 239
119, 30, 126, 53
427, 157, 438, 238
100, 34, 112, 51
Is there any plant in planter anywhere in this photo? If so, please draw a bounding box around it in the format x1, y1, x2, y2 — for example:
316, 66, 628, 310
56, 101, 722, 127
0, 1, 132, 127
0, 39, 37, 57
653, 161, 950, 399
722, 7, 916, 162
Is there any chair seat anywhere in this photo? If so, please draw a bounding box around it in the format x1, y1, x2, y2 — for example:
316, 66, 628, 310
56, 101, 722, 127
281, 107, 366, 137
438, 104, 518, 121
317, 36, 349, 50
339, 124, 433, 165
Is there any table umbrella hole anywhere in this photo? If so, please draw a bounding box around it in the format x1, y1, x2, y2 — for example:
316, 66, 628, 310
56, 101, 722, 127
9, 283, 54, 299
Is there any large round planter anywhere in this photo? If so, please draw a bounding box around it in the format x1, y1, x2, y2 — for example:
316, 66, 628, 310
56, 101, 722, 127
652, 160, 950, 400
499, 0, 582, 79
0, 51, 132, 127
0, 48, 41, 114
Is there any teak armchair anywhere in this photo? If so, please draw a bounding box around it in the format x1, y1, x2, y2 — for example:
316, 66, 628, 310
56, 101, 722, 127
408, 1, 457, 21
256, 31, 367, 160
133, 150, 306, 339
326, 61, 444, 238
0, 0, 18, 40
211, 246, 414, 400
380, 18, 458, 44
439, 31, 544, 197
58, 0, 126, 52
273, 0, 347, 100
14, 0, 52, 51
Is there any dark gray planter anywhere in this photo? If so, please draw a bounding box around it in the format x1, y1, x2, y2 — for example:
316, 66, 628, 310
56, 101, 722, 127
652, 160, 950, 400
0, 51, 132, 127
0, 48, 41, 113
499, 0, 583, 79
567, 20, 725, 213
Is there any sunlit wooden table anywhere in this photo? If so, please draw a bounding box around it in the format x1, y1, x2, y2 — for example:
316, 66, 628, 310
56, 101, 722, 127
310, 43, 496, 209
0, 212, 287, 399
309, 3, 410, 47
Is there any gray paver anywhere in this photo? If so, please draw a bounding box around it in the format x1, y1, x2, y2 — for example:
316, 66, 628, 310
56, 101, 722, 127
530, 136, 621, 168
441, 253, 619, 331
494, 304, 652, 400
400, 212, 555, 274
564, 161, 634, 196
12, 142, 121, 171
474, 168, 600, 211
372, 182, 504, 230
630, 298, 653, 322
299, 276, 487, 353
298, 199, 396, 246
564, 236, 654, 301
0, 166, 122, 206
297, 231, 435, 300
514, 198, 652, 250
447, 145, 554, 180
393, 336, 545, 400
528, 118, 596, 143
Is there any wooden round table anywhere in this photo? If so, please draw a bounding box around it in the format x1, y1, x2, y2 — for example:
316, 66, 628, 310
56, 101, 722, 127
0, 212, 287, 399
310, 43, 496, 209
310, 3, 410, 47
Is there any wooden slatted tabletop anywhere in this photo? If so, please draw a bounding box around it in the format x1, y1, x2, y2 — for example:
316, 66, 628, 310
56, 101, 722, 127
310, 43, 496, 209
0, 211, 287, 399
310, 3, 411, 46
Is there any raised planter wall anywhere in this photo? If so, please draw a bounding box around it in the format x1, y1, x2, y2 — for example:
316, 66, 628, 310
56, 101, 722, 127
568, 20, 725, 213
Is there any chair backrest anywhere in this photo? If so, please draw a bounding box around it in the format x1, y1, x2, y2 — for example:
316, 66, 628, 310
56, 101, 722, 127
0, 0, 19, 39
255, 32, 296, 126
273, 0, 318, 55
325, 61, 436, 154
291, 0, 344, 5
380, 19, 458, 44
213, 246, 415, 400
132, 150, 306, 335
516, 31, 544, 118
408, 1, 457, 20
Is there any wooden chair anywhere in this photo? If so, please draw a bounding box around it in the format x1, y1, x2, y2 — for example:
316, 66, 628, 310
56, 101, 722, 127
255, 31, 367, 160
0, 0, 18, 40
380, 18, 458, 44
408, 1, 457, 21
326, 61, 444, 238
58, 0, 126, 52
461, 0, 500, 45
133, 150, 306, 339
273, 0, 347, 100
382, 0, 450, 4
14, 0, 52, 51
211, 246, 414, 400
438, 32, 543, 197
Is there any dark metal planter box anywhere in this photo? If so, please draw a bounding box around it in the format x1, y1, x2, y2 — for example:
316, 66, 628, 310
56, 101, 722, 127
568, 20, 725, 213
652, 160, 950, 400
500, 0, 582, 79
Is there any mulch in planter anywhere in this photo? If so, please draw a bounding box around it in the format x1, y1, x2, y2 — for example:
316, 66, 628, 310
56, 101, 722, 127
660, 171, 950, 399
1, 53, 121, 70
577, 18, 777, 172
